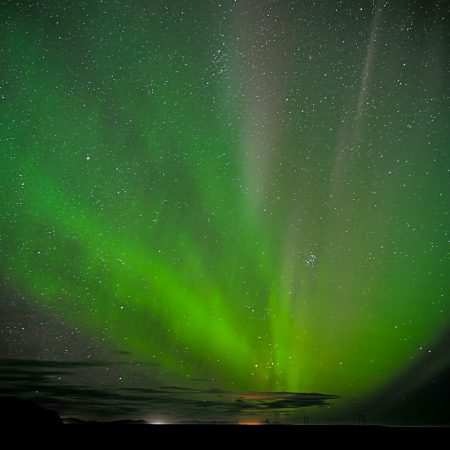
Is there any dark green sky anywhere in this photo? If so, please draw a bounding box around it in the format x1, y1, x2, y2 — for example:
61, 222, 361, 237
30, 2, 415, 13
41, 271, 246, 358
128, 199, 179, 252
0, 0, 449, 424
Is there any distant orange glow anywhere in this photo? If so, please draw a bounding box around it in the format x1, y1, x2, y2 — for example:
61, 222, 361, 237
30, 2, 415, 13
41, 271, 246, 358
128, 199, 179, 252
226, 392, 281, 401
240, 421, 262, 425
240, 393, 274, 400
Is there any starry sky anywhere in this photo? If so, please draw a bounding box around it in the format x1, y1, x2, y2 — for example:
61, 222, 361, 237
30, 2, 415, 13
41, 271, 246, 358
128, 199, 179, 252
0, 0, 449, 425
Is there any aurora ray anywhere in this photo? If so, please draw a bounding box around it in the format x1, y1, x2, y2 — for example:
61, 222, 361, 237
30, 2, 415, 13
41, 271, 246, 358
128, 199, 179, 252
0, 0, 449, 424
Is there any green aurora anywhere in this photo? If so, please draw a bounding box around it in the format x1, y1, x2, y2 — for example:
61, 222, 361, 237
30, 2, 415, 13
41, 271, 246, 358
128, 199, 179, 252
1, 0, 449, 408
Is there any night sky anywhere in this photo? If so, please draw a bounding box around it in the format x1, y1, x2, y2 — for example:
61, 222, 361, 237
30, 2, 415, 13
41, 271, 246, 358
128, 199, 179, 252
1, 0, 449, 425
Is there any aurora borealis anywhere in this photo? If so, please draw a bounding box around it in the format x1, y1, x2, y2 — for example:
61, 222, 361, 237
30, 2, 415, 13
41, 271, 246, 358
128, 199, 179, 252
1, 0, 449, 425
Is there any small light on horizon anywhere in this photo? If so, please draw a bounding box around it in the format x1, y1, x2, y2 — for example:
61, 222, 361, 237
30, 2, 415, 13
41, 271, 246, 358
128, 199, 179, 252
149, 418, 168, 425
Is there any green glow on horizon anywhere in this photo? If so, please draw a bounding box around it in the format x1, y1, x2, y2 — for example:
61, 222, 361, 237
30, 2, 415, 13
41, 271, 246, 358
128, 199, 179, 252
1, 1, 449, 399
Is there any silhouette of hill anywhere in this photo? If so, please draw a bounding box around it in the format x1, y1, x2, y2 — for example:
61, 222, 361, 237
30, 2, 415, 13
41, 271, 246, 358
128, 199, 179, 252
0, 396, 63, 427
63, 417, 147, 425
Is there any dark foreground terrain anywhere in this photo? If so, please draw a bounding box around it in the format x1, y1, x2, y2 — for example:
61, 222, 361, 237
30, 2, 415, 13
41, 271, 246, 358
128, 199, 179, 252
0, 397, 447, 446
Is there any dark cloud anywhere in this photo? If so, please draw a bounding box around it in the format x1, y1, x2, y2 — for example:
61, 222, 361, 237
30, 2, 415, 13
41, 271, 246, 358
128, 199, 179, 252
0, 359, 109, 368
159, 385, 201, 392
115, 351, 133, 356
0, 358, 340, 423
